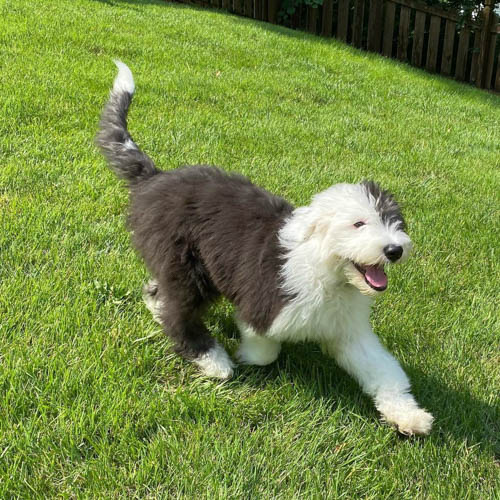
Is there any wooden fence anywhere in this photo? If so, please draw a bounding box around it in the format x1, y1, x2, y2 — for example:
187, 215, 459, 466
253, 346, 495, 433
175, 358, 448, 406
178, 0, 500, 91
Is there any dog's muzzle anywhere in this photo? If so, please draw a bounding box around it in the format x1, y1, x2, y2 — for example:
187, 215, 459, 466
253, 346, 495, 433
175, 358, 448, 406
353, 263, 387, 291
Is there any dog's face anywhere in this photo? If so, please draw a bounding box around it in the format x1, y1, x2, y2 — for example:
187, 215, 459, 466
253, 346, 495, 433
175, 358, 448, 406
307, 182, 412, 297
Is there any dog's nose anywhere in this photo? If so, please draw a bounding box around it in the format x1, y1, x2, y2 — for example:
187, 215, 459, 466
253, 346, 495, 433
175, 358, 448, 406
384, 244, 403, 262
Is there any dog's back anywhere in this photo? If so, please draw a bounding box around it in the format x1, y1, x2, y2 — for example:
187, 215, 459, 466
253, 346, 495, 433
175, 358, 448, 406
129, 165, 293, 333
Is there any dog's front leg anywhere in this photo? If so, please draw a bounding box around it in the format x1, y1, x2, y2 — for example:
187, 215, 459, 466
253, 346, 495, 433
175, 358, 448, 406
323, 329, 433, 435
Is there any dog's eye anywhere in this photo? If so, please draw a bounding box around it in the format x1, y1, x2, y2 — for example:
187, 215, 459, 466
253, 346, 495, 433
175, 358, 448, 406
353, 221, 365, 228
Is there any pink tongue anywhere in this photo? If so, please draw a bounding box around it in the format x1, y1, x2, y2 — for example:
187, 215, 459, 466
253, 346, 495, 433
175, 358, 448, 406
364, 266, 387, 288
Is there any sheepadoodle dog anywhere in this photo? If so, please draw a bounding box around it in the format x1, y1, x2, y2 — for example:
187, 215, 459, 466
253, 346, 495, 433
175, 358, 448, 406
97, 62, 433, 435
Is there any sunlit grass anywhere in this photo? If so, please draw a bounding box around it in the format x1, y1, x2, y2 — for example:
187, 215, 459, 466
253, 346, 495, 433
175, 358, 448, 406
0, 0, 499, 497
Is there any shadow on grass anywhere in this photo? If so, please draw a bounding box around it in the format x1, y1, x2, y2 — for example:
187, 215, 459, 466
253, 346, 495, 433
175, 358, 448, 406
208, 310, 500, 455
231, 340, 499, 457
90, 0, 166, 11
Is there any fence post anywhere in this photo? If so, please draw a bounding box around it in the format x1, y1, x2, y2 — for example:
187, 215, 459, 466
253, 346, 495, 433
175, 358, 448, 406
496, 53, 500, 92
268, 0, 279, 23
307, 6, 319, 33
367, 0, 383, 53
337, 0, 350, 42
352, 0, 365, 48
321, 0, 334, 37
382, 2, 396, 57
476, 0, 495, 88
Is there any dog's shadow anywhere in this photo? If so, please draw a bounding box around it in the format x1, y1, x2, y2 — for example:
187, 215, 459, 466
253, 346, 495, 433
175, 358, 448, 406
218, 324, 499, 457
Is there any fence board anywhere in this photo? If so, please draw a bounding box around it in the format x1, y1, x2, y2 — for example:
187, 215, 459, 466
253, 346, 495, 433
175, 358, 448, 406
455, 26, 470, 80
470, 30, 481, 84
222, 0, 231, 10
308, 6, 318, 33
397, 6, 411, 61
321, 0, 334, 36
426, 15, 441, 71
244, 0, 252, 17
412, 11, 426, 67
337, 0, 350, 42
476, 0, 495, 87
382, 2, 396, 57
441, 19, 456, 75
260, 0, 267, 20
495, 53, 500, 91
268, 0, 278, 23
352, 0, 365, 48
484, 32, 497, 89
253, 0, 261, 19
367, 0, 384, 52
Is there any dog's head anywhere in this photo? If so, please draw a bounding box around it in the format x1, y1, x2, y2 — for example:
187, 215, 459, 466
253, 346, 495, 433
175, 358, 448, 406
296, 181, 412, 297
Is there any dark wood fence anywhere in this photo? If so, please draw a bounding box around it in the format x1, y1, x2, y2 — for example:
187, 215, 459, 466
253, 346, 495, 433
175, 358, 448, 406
178, 0, 500, 91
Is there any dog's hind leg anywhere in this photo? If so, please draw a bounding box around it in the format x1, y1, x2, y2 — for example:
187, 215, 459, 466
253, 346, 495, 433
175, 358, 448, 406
235, 321, 281, 366
154, 279, 234, 379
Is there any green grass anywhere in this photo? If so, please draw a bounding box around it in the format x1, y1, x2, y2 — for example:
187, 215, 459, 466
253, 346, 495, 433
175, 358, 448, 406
1, 0, 499, 497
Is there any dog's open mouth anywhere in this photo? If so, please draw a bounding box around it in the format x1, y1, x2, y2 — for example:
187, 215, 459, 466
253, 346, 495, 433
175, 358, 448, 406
353, 263, 387, 291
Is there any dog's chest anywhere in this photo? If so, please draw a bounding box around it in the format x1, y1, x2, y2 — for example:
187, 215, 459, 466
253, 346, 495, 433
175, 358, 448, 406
267, 286, 372, 343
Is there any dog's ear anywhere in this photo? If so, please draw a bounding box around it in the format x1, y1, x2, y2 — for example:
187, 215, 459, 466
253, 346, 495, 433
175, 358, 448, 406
303, 219, 329, 241
281, 207, 332, 249
302, 222, 316, 241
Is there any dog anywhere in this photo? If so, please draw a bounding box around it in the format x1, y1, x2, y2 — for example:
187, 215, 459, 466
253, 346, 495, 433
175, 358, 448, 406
97, 62, 433, 435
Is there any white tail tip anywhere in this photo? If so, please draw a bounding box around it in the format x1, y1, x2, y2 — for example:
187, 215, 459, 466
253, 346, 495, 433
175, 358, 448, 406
112, 60, 135, 95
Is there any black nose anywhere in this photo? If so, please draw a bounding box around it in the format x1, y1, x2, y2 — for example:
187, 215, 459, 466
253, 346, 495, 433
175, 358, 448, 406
384, 244, 403, 262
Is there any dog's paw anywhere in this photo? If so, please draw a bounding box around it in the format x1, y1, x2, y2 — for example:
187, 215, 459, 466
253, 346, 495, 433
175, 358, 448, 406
389, 408, 434, 436
142, 279, 158, 297
194, 344, 235, 380
377, 397, 434, 436
142, 280, 164, 324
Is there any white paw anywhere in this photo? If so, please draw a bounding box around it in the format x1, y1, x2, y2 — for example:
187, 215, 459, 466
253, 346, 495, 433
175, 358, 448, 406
194, 343, 235, 380
388, 408, 434, 436
377, 395, 434, 435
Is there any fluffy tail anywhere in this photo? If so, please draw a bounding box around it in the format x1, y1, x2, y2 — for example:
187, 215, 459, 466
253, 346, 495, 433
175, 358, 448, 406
96, 61, 159, 185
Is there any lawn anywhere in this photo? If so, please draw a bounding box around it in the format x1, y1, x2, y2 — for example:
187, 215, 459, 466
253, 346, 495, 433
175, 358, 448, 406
0, 0, 499, 497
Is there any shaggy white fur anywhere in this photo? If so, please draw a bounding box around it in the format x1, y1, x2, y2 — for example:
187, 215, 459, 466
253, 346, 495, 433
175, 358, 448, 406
236, 183, 433, 435
236, 321, 281, 366
194, 343, 235, 379
112, 60, 135, 95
